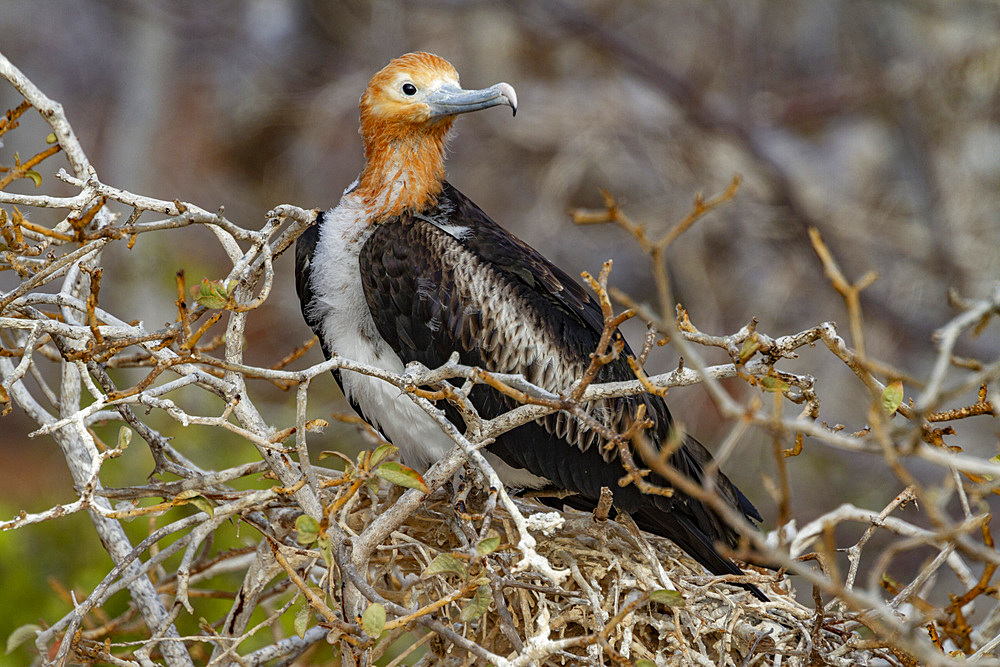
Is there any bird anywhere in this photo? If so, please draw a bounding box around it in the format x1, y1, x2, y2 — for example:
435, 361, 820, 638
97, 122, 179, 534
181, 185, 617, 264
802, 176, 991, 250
295, 52, 766, 601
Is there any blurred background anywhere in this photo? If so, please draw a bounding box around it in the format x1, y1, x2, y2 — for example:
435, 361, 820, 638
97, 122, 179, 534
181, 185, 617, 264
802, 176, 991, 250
1, 0, 999, 654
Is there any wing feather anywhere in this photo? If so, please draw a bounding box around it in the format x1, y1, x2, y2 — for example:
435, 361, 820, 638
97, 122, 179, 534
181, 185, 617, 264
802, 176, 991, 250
356, 183, 764, 599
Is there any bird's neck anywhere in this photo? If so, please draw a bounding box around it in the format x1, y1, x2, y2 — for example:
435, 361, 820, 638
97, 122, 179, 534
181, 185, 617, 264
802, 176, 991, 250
355, 120, 453, 221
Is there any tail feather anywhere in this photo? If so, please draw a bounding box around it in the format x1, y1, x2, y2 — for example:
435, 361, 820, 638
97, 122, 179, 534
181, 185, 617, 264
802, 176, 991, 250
632, 505, 768, 602
543, 489, 768, 601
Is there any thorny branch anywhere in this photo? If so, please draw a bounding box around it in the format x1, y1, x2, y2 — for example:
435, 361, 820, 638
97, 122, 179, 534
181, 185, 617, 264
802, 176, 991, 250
1, 51, 999, 667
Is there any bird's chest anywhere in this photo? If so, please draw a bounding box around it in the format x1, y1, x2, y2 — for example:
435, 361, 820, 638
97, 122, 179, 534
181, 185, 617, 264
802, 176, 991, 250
309, 205, 455, 468
310, 209, 381, 351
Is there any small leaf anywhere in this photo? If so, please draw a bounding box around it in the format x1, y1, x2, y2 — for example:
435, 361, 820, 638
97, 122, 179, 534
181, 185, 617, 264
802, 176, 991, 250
117, 426, 132, 450
24, 170, 42, 187
374, 461, 430, 494
423, 553, 468, 579
45, 133, 58, 144
194, 278, 232, 309
649, 589, 685, 607
881, 380, 904, 416
173, 489, 213, 514
188, 495, 214, 518
317, 535, 333, 568
459, 584, 492, 622
760, 376, 789, 393
296, 514, 320, 545
318, 450, 355, 475
365, 477, 380, 494
738, 336, 760, 363
6, 623, 42, 654
294, 603, 310, 639
370, 443, 398, 467
476, 535, 501, 556
361, 602, 385, 638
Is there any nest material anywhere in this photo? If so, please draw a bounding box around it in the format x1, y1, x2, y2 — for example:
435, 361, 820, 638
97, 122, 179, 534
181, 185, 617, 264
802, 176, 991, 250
338, 485, 891, 666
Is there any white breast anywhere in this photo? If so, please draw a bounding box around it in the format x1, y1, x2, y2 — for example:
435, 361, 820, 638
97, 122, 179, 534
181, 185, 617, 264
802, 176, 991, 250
307, 195, 547, 488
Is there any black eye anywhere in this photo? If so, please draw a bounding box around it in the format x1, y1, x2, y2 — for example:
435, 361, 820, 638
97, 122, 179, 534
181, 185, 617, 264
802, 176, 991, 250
402, 82, 417, 96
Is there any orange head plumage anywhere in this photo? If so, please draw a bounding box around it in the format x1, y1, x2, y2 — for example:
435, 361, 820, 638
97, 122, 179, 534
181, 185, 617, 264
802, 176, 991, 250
355, 52, 517, 220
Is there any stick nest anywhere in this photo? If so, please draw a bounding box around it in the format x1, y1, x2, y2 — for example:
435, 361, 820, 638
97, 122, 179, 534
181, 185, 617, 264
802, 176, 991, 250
337, 482, 891, 666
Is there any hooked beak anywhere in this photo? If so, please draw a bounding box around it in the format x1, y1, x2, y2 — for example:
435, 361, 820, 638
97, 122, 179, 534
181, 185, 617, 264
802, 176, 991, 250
426, 82, 518, 118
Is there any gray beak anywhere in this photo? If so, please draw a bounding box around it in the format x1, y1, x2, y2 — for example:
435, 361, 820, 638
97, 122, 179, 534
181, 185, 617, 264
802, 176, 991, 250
426, 82, 518, 118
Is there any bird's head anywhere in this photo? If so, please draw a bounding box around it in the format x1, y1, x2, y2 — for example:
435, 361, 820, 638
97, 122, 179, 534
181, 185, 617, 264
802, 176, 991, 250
355, 52, 517, 218
359, 52, 516, 141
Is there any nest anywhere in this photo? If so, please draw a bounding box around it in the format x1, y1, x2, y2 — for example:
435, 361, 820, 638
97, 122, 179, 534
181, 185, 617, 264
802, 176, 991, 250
335, 482, 894, 666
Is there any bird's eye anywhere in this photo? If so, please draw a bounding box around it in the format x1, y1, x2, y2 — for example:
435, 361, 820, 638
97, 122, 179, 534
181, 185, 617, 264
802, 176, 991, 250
401, 82, 417, 96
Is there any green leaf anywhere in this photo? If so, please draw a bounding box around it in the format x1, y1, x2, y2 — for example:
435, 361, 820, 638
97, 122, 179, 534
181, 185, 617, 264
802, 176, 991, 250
476, 535, 501, 556
361, 602, 385, 639
760, 376, 789, 393
188, 495, 214, 519
738, 336, 760, 363
194, 278, 234, 309
24, 170, 42, 187
374, 461, 430, 494
881, 380, 904, 416
294, 603, 310, 639
317, 535, 333, 568
6, 623, 42, 654
648, 589, 685, 607
296, 514, 320, 545
423, 553, 468, 579
370, 443, 398, 467
173, 489, 213, 516
117, 426, 132, 449
365, 477, 381, 494
45, 133, 58, 144
317, 450, 352, 464
458, 584, 492, 622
